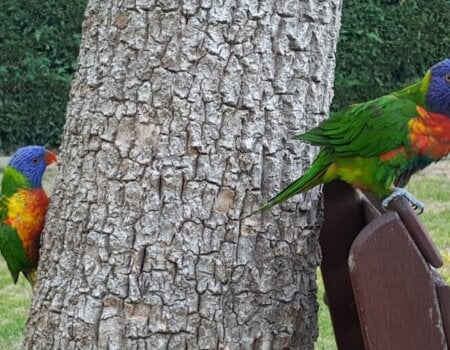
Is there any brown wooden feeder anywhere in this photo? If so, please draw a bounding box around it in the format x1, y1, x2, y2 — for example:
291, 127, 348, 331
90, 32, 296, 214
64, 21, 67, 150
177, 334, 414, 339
320, 180, 450, 350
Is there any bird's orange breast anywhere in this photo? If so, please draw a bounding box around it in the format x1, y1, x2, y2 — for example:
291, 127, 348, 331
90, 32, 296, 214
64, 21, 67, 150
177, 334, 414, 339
4, 188, 49, 262
409, 106, 450, 159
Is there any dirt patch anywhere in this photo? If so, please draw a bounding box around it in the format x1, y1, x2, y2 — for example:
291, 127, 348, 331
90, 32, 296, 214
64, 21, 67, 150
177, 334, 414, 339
418, 159, 450, 179
0, 157, 8, 169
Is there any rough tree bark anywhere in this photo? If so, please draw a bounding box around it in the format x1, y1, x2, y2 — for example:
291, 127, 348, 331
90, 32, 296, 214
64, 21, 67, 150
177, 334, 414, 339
24, 1, 341, 349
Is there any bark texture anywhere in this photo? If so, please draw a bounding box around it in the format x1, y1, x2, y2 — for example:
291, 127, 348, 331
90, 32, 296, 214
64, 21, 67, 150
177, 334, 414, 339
24, 1, 341, 349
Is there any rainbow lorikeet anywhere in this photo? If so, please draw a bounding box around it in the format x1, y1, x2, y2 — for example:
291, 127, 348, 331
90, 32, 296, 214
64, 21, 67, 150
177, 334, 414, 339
0, 146, 57, 286
259, 59, 450, 213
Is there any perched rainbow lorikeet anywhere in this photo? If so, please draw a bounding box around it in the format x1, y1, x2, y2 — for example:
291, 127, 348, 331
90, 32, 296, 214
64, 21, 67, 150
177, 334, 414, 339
0, 146, 57, 286
259, 59, 450, 213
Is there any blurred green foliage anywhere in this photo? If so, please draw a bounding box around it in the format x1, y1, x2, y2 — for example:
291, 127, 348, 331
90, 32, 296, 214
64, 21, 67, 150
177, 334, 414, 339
333, 0, 450, 111
0, 0, 87, 153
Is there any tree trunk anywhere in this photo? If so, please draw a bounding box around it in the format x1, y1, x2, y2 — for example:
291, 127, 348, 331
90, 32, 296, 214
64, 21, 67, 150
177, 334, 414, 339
24, 1, 341, 349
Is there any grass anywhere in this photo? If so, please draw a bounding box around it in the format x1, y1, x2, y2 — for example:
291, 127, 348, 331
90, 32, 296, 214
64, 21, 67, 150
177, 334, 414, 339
0, 157, 449, 349
0, 261, 31, 350
316, 270, 337, 350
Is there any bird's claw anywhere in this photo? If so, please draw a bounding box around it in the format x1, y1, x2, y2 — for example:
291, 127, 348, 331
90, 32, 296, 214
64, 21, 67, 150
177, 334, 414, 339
381, 187, 424, 214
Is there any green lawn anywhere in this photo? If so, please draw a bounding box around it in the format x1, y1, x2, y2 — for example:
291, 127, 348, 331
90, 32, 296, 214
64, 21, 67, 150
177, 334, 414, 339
0, 261, 31, 350
0, 158, 449, 349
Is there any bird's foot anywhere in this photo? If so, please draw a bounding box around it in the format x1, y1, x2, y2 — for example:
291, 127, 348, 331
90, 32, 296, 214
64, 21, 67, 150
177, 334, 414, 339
381, 187, 424, 214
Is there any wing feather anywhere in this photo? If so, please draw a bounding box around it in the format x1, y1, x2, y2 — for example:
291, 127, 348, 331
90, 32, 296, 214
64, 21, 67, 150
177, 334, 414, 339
296, 95, 418, 157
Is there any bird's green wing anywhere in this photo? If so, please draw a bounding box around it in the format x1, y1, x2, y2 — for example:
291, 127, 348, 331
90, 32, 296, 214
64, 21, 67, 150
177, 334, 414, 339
0, 224, 32, 283
296, 95, 419, 156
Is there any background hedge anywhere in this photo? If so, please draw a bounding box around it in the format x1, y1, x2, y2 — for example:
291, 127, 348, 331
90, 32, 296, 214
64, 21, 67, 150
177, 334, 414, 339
333, 0, 450, 111
0, 0, 86, 153
0, 0, 449, 152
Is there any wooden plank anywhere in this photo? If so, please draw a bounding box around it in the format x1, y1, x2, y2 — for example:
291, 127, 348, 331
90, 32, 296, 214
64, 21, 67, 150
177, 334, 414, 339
361, 197, 381, 223
363, 191, 443, 268
390, 197, 443, 268
349, 212, 446, 350
320, 181, 366, 350
436, 275, 450, 344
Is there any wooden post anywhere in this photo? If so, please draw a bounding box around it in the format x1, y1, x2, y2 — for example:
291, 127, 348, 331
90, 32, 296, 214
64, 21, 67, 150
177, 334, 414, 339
320, 180, 450, 349
320, 181, 366, 349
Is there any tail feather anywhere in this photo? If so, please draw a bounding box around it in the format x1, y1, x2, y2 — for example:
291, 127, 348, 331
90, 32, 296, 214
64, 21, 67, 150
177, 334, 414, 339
23, 269, 36, 287
256, 150, 332, 213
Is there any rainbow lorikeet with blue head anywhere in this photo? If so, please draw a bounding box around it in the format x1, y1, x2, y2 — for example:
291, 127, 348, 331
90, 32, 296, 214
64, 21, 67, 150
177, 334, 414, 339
0, 146, 57, 286
259, 59, 450, 213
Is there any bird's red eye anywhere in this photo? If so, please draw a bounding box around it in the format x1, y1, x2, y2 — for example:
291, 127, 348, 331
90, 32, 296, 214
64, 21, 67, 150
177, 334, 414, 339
32, 157, 39, 164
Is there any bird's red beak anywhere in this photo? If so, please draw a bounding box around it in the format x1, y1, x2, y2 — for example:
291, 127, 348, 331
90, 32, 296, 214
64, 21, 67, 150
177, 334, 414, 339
45, 150, 58, 165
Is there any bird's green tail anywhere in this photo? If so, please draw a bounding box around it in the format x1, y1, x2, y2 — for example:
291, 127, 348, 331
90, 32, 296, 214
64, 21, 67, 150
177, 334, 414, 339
256, 150, 333, 212
23, 269, 36, 287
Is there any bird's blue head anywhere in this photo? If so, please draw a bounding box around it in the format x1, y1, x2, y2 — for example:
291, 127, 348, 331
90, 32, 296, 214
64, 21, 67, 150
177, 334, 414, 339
426, 59, 450, 116
8, 146, 58, 188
